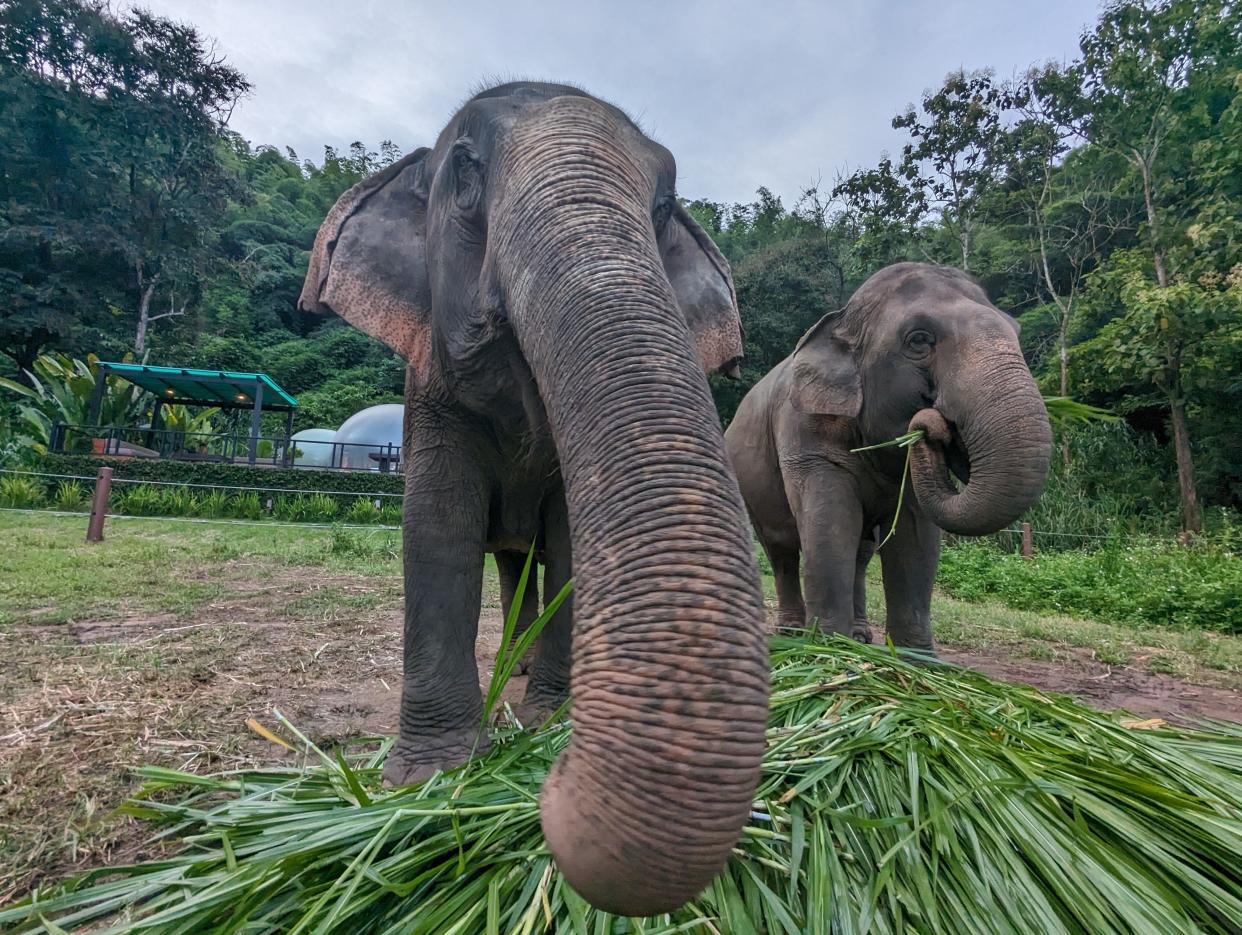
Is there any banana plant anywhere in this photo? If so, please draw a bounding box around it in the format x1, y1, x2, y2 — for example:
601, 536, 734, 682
0, 353, 150, 452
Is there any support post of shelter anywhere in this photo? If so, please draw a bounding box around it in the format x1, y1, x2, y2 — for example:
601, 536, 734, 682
87, 366, 107, 427
248, 382, 264, 466
86, 467, 113, 543
147, 399, 165, 452
284, 408, 295, 466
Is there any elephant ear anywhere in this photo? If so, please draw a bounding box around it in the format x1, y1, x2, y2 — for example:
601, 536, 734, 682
299, 148, 434, 376
658, 203, 744, 375
788, 311, 861, 417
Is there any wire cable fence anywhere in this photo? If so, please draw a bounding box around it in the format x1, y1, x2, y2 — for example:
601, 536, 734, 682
0, 505, 402, 532
1, 467, 1181, 550
0, 468, 403, 499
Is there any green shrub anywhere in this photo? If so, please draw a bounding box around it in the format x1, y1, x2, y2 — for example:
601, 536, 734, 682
344, 497, 382, 524
117, 484, 162, 516
230, 491, 263, 520
379, 502, 402, 526
273, 494, 309, 522
53, 480, 87, 511
159, 485, 199, 517
0, 476, 44, 508
305, 493, 339, 522
38, 454, 403, 498
198, 490, 229, 518
938, 531, 1242, 634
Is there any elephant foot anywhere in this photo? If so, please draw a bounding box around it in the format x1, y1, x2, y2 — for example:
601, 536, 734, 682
851, 620, 873, 644
515, 684, 569, 728
382, 728, 491, 787
776, 614, 808, 634
892, 643, 939, 666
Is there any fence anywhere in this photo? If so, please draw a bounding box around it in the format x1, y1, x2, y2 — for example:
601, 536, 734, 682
50, 423, 403, 473
2, 467, 1164, 553
0, 467, 403, 540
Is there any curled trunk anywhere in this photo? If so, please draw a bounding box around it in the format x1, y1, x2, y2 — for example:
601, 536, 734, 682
909, 350, 1051, 537
493, 100, 769, 915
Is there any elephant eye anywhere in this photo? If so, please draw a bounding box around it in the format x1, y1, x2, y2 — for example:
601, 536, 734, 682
653, 196, 674, 232
904, 329, 935, 359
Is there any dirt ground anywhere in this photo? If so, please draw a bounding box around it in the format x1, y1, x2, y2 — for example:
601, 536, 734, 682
2, 557, 1240, 903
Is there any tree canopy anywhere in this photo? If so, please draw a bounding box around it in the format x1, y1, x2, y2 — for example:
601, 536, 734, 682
2, 0, 1240, 530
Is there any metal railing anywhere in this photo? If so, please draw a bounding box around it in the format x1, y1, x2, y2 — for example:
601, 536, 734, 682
49, 423, 403, 473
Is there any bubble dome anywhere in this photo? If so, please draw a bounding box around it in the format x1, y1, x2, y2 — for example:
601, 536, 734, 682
332, 403, 404, 471
290, 428, 337, 468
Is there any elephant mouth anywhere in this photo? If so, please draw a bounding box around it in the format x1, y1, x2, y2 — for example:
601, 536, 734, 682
720, 357, 743, 380
945, 421, 971, 486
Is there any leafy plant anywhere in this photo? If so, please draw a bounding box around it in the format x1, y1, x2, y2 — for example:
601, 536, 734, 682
379, 502, 402, 526
0, 354, 150, 452
230, 491, 263, 520
53, 480, 87, 512
344, 497, 382, 525
939, 532, 1242, 634
0, 476, 44, 509
116, 484, 162, 516
158, 485, 199, 517
273, 494, 309, 522
304, 493, 339, 522
197, 489, 229, 518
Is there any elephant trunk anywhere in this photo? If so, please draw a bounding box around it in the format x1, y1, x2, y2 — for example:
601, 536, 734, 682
493, 98, 769, 916
909, 344, 1051, 536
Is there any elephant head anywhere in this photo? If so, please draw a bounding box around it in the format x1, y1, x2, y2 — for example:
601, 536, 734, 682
297, 82, 767, 916
789, 262, 1051, 535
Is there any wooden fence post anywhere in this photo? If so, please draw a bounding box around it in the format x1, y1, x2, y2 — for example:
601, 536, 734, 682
1021, 522, 1033, 558
86, 467, 113, 542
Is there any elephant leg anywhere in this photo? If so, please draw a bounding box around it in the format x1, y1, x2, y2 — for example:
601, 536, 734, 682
768, 544, 806, 631
852, 530, 878, 638
878, 506, 940, 656
496, 549, 540, 675
383, 423, 491, 787
520, 490, 572, 723
797, 472, 867, 642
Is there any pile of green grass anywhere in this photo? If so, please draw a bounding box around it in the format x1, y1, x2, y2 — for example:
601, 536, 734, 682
3, 633, 1241, 934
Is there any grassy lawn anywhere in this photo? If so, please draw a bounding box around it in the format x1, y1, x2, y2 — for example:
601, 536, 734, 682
1, 510, 1239, 900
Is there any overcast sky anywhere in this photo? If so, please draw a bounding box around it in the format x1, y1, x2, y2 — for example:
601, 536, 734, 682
143, 0, 1100, 206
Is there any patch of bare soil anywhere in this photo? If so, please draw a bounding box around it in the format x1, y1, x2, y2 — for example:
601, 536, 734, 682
935, 644, 1241, 724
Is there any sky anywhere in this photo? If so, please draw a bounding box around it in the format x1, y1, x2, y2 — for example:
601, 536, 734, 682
142, 0, 1101, 206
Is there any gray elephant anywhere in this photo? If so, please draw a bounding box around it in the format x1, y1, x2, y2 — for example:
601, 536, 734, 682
726, 263, 1051, 651
298, 82, 768, 917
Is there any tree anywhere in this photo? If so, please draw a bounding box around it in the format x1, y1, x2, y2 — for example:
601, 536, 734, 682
835, 69, 1009, 272
0, 0, 250, 364
1032, 0, 1242, 531
990, 117, 1134, 465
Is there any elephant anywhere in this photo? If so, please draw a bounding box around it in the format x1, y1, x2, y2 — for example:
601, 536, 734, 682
298, 81, 769, 916
726, 262, 1051, 651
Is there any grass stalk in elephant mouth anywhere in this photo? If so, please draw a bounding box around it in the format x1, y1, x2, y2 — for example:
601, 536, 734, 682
851, 428, 925, 549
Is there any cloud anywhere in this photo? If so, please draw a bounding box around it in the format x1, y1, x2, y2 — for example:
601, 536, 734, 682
141, 0, 1096, 204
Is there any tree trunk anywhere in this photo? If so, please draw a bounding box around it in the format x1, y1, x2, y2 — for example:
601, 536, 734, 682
134, 276, 157, 355
1139, 159, 1168, 288
1168, 389, 1202, 534
1059, 319, 1071, 470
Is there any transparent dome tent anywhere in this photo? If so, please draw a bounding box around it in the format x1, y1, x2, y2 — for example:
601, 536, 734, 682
332, 404, 404, 471
289, 428, 337, 467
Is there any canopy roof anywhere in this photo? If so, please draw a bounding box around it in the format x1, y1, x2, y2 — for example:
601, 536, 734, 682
98, 362, 298, 412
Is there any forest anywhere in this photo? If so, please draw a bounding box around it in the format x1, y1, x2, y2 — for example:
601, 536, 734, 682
2, 0, 1240, 535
